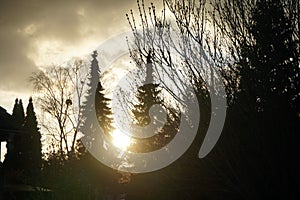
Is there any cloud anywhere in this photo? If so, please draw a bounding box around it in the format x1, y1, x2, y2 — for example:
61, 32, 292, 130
0, 0, 161, 109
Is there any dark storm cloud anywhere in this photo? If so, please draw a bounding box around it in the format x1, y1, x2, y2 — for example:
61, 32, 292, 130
0, 0, 159, 92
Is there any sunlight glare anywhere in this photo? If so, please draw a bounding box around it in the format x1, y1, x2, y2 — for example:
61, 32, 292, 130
111, 129, 131, 150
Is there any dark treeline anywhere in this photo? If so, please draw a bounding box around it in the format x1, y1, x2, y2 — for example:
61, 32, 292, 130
1, 97, 43, 199
124, 0, 300, 199
3, 97, 42, 180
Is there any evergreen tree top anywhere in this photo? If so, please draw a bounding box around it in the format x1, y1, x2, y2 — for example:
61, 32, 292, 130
12, 98, 25, 124
26, 97, 35, 115
92, 50, 98, 59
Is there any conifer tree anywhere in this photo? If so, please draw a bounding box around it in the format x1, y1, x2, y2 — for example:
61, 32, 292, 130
81, 50, 114, 148
131, 53, 162, 127
239, 0, 299, 112
131, 83, 161, 126
24, 97, 42, 175
12, 98, 18, 120
129, 53, 180, 152
10, 98, 26, 169
95, 81, 114, 135
12, 98, 25, 125
83, 51, 100, 116
229, 0, 300, 196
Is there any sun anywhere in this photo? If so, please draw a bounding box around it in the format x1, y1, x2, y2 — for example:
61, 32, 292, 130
111, 128, 131, 150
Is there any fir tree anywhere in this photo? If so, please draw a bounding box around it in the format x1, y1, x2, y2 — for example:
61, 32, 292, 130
233, 0, 300, 196
130, 53, 180, 153
131, 83, 161, 126
12, 98, 25, 125
81, 50, 114, 149
24, 97, 42, 175
239, 0, 299, 112
12, 98, 18, 119
132, 52, 162, 126
95, 81, 113, 135
82, 51, 101, 116
10, 98, 26, 169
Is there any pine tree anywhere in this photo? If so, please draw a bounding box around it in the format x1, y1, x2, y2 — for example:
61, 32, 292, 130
12, 98, 25, 125
18, 99, 25, 123
10, 98, 26, 170
234, 0, 300, 196
130, 53, 180, 153
239, 0, 299, 112
132, 83, 161, 126
81, 50, 114, 149
132, 52, 162, 126
95, 81, 113, 135
12, 98, 18, 119
82, 50, 101, 116
24, 97, 42, 175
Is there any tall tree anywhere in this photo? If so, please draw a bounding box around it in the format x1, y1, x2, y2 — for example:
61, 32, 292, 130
80, 50, 115, 152
128, 53, 180, 153
209, 0, 300, 198
30, 59, 89, 159
24, 97, 42, 176
239, 0, 299, 110
11, 98, 26, 169
95, 81, 114, 135
236, 0, 300, 197
124, 0, 300, 199
131, 51, 161, 127
83, 51, 114, 145
12, 98, 25, 125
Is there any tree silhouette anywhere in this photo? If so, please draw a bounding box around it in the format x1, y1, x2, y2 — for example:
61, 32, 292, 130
24, 97, 42, 177
127, 53, 181, 153
211, 0, 300, 198
81, 50, 104, 146
124, 0, 300, 199
95, 81, 113, 135
38, 52, 119, 199
30, 59, 88, 158
132, 84, 161, 127
12, 98, 25, 125
131, 51, 161, 127
234, 0, 299, 197
10, 98, 26, 170
237, 0, 298, 110
95, 81, 113, 136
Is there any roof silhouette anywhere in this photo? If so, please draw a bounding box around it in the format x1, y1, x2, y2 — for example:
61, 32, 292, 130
0, 106, 23, 141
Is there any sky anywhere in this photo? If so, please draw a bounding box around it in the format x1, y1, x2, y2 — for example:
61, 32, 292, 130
0, 0, 162, 161
0, 0, 161, 112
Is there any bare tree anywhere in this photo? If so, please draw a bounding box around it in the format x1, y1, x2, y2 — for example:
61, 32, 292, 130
30, 60, 89, 159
